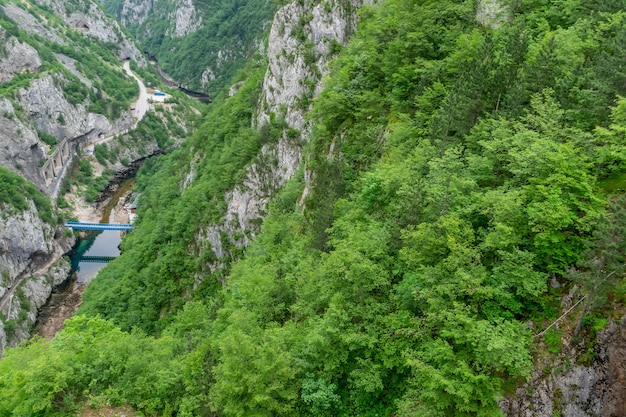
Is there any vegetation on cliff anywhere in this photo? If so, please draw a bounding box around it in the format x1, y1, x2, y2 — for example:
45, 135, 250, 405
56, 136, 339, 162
99, 0, 276, 95
0, 167, 56, 224
0, 0, 139, 120
2, 0, 626, 416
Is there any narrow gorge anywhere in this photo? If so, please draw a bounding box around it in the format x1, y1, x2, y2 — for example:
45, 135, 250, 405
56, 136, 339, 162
2, 0, 626, 416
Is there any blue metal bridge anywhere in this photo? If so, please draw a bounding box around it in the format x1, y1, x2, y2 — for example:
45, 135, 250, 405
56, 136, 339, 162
64, 222, 133, 231
79, 255, 118, 263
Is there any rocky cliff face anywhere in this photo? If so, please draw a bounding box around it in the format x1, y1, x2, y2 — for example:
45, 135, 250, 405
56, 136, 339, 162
197, 0, 371, 276
0, 68, 136, 192
18, 75, 127, 141
108, 0, 200, 37
0, 199, 73, 356
115, 0, 151, 28
34, 0, 146, 64
501, 315, 626, 417
0, 34, 41, 83
0, 0, 148, 354
0, 98, 47, 189
256, 0, 365, 131
0, 0, 144, 192
2, 2, 64, 43
167, 0, 200, 37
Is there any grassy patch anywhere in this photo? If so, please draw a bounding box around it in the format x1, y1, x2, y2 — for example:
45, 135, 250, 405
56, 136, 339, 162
598, 171, 626, 194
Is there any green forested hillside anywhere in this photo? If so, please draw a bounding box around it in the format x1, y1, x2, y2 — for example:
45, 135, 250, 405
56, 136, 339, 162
2, 0, 626, 416
0, 167, 57, 224
99, 0, 276, 95
0, 0, 139, 119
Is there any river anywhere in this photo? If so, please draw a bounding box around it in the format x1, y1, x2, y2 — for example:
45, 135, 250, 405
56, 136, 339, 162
34, 179, 135, 338
69, 179, 134, 283
70, 225, 122, 283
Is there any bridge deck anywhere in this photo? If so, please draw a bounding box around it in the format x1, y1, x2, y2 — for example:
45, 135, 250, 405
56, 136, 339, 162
80, 256, 118, 263
65, 222, 133, 231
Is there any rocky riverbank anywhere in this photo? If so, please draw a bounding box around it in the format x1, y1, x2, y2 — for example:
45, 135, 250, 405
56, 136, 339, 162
34, 181, 136, 340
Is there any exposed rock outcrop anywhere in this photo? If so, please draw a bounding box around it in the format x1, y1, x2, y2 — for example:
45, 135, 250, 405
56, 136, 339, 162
2, 2, 64, 44
0, 199, 73, 356
5, 72, 136, 192
113, 0, 200, 36
168, 0, 201, 37
113, 0, 152, 27
501, 316, 626, 417
56, 53, 93, 87
257, 0, 366, 130
0, 201, 54, 291
0, 35, 42, 83
34, 0, 146, 65
197, 0, 371, 275
18, 75, 110, 140
0, 98, 46, 188
16, 74, 134, 142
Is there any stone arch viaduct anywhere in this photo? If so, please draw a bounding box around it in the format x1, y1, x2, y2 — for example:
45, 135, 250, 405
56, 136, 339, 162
39, 128, 102, 191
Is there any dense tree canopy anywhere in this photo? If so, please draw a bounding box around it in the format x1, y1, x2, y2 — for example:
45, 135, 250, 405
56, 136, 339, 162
3, 0, 626, 416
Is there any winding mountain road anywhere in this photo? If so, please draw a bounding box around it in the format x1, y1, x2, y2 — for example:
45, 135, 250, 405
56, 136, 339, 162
50, 61, 150, 198
124, 60, 149, 122
85, 60, 149, 149
49, 62, 149, 199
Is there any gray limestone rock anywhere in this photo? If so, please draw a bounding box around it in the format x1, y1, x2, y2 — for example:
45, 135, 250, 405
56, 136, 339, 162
117, 0, 152, 27
33, 0, 146, 65
55, 53, 93, 88
2, 2, 64, 43
168, 0, 202, 37
501, 317, 626, 417
0, 35, 42, 84
0, 200, 53, 291
17, 74, 112, 141
66, 3, 146, 65
196, 0, 370, 276
0, 198, 74, 356
0, 98, 46, 188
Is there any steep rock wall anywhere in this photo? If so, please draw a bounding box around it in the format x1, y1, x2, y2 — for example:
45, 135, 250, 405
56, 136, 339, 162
2, 2, 64, 43
0, 199, 73, 356
116, 0, 152, 28
33, 0, 146, 64
501, 316, 626, 417
0, 98, 46, 189
197, 0, 371, 276
0, 71, 135, 192
18, 75, 117, 141
0, 34, 41, 83
109, 0, 200, 37
167, 0, 201, 37
67, 6, 145, 64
